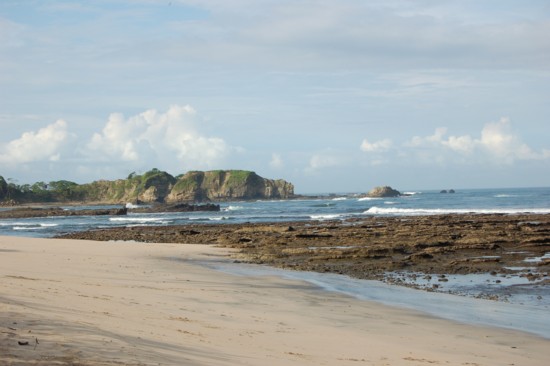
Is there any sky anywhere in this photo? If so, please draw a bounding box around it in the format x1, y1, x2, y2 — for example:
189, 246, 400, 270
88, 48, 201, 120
1, 0, 549, 193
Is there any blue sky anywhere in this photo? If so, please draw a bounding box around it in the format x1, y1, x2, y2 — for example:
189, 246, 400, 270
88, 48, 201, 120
1, 0, 549, 193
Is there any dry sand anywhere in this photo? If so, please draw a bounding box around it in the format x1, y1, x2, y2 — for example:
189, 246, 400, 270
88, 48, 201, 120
1, 236, 548, 365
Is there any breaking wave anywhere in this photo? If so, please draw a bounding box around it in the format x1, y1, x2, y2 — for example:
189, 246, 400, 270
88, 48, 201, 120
364, 207, 550, 215
109, 217, 166, 223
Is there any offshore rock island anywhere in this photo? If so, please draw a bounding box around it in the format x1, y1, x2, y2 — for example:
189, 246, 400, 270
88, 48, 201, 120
0, 169, 295, 205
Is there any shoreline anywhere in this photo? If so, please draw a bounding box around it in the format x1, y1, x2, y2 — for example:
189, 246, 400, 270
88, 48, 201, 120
58, 213, 550, 302
205, 258, 550, 339
1, 235, 549, 365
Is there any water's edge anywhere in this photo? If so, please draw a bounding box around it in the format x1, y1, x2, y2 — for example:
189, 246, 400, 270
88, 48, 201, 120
194, 256, 550, 339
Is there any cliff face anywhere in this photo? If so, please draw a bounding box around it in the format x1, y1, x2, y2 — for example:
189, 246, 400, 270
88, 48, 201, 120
166, 170, 294, 202
1, 170, 294, 204
76, 169, 176, 203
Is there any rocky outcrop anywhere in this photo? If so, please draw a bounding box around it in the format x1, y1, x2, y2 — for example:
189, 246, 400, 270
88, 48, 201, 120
165, 170, 294, 202
76, 169, 177, 203
366, 186, 401, 197
2, 169, 294, 204
0, 203, 220, 219
130, 203, 220, 213
0, 207, 128, 219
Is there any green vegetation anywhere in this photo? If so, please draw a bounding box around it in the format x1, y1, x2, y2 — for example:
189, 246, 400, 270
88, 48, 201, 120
0, 169, 293, 204
226, 170, 254, 186
172, 171, 203, 193
0, 176, 7, 200
73, 168, 176, 203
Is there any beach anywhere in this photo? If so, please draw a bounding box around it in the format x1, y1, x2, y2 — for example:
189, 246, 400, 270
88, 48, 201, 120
59, 214, 550, 302
1, 236, 548, 365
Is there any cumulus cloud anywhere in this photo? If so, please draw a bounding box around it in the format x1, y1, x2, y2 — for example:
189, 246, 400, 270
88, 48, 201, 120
407, 118, 550, 163
360, 138, 392, 152
478, 118, 548, 161
86, 105, 233, 169
0, 105, 237, 182
0, 120, 70, 164
361, 117, 550, 165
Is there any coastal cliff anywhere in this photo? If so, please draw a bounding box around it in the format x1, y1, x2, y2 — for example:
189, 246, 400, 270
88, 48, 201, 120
166, 170, 294, 202
0, 169, 295, 204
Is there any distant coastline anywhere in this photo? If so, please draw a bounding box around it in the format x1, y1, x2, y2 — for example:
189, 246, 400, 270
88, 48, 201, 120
0, 168, 295, 205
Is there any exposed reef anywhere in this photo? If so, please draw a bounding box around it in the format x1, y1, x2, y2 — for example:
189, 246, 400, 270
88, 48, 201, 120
0, 203, 221, 219
57, 213, 550, 295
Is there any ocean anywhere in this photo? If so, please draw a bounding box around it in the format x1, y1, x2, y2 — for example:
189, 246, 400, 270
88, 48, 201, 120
1, 187, 549, 238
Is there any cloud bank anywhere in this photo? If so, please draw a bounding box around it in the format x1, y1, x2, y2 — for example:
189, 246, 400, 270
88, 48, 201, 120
87, 105, 231, 168
361, 118, 550, 165
0, 120, 71, 164
0, 105, 235, 181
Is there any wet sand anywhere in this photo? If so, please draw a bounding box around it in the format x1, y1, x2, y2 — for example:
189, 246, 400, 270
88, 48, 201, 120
59, 214, 550, 300
1, 235, 549, 365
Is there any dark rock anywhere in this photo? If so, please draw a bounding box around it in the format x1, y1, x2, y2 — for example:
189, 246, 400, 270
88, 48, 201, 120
130, 203, 220, 213
0, 207, 128, 219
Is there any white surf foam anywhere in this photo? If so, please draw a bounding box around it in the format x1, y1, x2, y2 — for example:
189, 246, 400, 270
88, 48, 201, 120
109, 217, 166, 223
13, 226, 47, 231
310, 214, 344, 220
331, 197, 347, 201
364, 207, 550, 215
357, 197, 382, 201
222, 205, 244, 211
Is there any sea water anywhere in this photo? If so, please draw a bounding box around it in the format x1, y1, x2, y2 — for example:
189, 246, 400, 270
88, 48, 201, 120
1, 187, 549, 237
202, 259, 550, 339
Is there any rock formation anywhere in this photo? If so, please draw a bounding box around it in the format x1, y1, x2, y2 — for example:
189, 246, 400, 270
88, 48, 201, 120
366, 186, 401, 197
1, 169, 294, 204
166, 170, 294, 202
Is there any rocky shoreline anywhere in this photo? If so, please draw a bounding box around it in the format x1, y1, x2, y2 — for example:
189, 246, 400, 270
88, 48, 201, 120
57, 213, 550, 299
0, 203, 220, 219
0, 206, 128, 219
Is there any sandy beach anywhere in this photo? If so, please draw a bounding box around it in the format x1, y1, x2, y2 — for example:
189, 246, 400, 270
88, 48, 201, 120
1, 236, 548, 365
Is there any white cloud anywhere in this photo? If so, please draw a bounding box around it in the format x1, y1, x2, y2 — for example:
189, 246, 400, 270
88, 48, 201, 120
406, 117, 550, 163
360, 138, 392, 152
360, 117, 550, 166
270, 153, 284, 169
478, 117, 546, 161
86, 105, 233, 169
444, 134, 475, 154
407, 127, 448, 148
0, 120, 70, 164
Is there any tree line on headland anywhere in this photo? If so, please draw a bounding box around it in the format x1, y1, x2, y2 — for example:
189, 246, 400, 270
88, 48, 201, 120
0, 169, 295, 205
